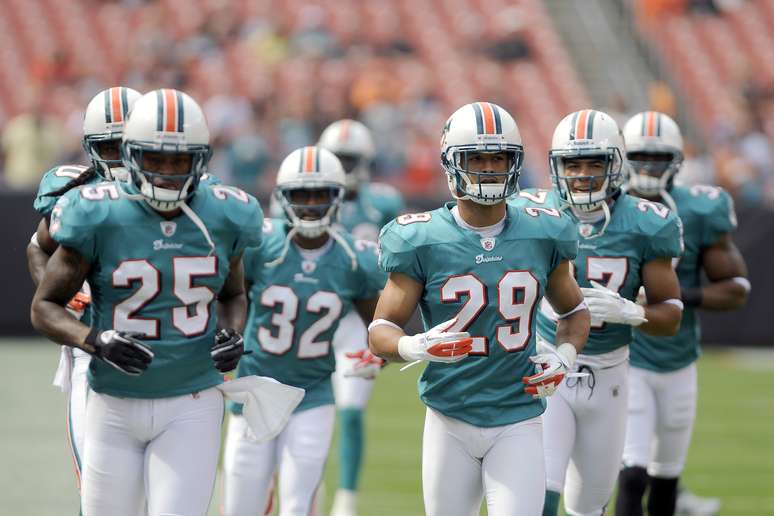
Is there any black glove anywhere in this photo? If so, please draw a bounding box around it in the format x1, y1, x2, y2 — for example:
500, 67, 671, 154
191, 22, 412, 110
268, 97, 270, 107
85, 329, 154, 376
211, 328, 244, 373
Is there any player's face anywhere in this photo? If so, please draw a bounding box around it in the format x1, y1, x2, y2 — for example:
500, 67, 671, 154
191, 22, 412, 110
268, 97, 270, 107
142, 152, 193, 189
627, 151, 673, 178
289, 188, 334, 220
465, 151, 510, 184
564, 158, 607, 193
93, 139, 121, 162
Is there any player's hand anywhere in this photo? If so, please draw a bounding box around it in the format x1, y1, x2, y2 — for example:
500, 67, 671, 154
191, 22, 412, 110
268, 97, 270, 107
343, 349, 386, 379
211, 328, 245, 373
581, 281, 647, 327
522, 342, 577, 398
86, 329, 154, 376
65, 291, 91, 320
398, 318, 473, 364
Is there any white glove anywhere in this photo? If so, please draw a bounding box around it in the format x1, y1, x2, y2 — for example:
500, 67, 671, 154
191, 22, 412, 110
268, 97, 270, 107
342, 349, 385, 379
522, 342, 577, 398
398, 318, 473, 364
581, 280, 648, 327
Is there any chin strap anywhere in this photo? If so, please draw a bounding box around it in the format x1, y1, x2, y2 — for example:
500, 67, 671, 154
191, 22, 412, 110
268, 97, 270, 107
117, 180, 215, 256
180, 202, 215, 256
265, 226, 358, 272
265, 226, 299, 269
572, 201, 612, 240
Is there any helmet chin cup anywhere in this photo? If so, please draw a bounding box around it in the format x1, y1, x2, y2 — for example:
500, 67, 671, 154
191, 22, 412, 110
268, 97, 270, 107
109, 166, 130, 182
629, 172, 662, 196
295, 219, 328, 238
137, 174, 193, 212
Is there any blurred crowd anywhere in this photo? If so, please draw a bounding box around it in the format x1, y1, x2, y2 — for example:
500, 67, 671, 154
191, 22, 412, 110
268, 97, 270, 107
1, 0, 773, 207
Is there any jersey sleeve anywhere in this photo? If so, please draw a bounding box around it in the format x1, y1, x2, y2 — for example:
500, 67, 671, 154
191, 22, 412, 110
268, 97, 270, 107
226, 194, 264, 257
550, 214, 579, 272
702, 189, 737, 246
377, 221, 424, 283
354, 239, 387, 298
242, 246, 261, 285
33, 166, 87, 217
49, 189, 105, 261
644, 212, 684, 261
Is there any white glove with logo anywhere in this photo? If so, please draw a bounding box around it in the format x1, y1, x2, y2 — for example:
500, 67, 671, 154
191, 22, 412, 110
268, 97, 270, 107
342, 349, 386, 379
398, 318, 473, 364
522, 342, 577, 398
581, 280, 648, 327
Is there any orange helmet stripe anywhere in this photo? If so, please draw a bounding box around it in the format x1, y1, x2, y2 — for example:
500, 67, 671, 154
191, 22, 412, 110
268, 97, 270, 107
646, 111, 657, 137
163, 89, 177, 132
575, 110, 590, 140
110, 88, 123, 123
303, 146, 316, 173
338, 120, 351, 142
480, 102, 496, 134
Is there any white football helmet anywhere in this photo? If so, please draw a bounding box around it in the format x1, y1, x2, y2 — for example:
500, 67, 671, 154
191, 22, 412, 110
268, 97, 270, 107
440, 102, 524, 205
318, 119, 375, 192
549, 109, 624, 212
121, 89, 212, 212
274, 146, 346, 238
83, 86, 142, 181
623, 111, 684, 196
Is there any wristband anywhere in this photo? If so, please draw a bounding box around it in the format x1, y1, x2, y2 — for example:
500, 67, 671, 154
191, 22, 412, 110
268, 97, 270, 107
368, 318, 402, 333
680, 288, 703, 307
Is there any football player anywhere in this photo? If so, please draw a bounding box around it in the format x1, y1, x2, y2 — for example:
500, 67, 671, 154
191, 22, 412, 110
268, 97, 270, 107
615, 112, 749, 516
317, 119, 404, 516
222, 146, 385, 516
31, 89, 262, 516
369, 102, 590, 516
26, 86, 141, 502
511, 109, 684, 516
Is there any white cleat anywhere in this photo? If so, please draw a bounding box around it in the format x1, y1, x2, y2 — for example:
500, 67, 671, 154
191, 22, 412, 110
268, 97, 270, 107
676, 488, 721, 516
330, 489, 357, 516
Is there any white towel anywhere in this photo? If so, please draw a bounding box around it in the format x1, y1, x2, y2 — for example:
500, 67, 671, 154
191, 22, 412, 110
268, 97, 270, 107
216, 375, 305, 443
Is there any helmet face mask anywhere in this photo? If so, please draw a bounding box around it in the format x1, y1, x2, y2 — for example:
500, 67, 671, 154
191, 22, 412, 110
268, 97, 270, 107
82, 87, 142, 181
549, 110, 625, 212
443, 147, 523, 205
623, 111, 684, 196
274, 146, 347, 238
121, 89, 212, 212
276, 184, 344, 238
318, 120, 375, 193
440, 102, 525, 206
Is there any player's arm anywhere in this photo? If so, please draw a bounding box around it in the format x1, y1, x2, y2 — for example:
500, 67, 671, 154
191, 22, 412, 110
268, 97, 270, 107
368, 272, 472, 363
26, 218, 58, 286
217, 254, 248, 332
544, 260, 590, 355
692, 233, 749, 310
30, 245, 93, 351
354, 295, 380, 327
368, 272, 422, 362
639, 257, 682, 336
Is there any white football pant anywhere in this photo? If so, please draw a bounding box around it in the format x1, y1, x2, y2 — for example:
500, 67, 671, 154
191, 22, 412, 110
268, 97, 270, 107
332, 310, 375, 409
223, 404, 335, 516
422, 407, 545, 516
81, 387, 223, 516
543, 360, 628, 516
622, 363, 697, 478
59, 348, 90, 489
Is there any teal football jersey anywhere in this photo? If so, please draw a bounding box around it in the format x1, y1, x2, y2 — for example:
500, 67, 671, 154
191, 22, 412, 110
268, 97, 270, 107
379, 202, 578, 427
512, 189, 683, 354
336, 182, 405, 241
631, 185, 736, 372
34, 165, 93, 217
231, 219, 386, 414
200, 172, 222, 186
50, 181, 263, 398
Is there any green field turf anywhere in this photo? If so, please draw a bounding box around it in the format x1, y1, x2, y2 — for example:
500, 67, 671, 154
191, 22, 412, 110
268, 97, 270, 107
2, 339, 772, 515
